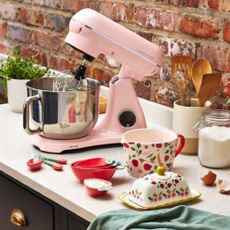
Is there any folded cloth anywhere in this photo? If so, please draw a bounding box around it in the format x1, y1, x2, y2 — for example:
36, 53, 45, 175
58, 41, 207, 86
87, 205, 230, 230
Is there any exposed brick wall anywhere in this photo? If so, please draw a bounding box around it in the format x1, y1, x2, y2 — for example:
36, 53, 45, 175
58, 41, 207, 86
0, 0, 229, 106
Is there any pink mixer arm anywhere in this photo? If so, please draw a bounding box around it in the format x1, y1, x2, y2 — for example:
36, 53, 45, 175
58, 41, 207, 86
65, 8, 162, 81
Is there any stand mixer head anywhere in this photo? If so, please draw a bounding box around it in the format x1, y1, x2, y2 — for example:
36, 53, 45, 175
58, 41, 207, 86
28, 8, 163, 153
65, 8, 162, 81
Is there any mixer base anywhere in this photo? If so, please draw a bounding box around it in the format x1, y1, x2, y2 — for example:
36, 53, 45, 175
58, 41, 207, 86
31, 130, 123, 153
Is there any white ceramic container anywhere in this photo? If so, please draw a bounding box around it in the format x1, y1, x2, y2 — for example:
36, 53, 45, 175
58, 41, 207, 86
7, 79, 29, 113
173, 100, 208, 155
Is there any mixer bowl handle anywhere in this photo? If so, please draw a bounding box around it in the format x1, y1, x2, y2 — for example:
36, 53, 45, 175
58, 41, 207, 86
23, 94, 43, 134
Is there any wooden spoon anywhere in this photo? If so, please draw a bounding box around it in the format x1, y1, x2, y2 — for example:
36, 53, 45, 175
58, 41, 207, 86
192, 59, 212, 95
197, 73, 222, 106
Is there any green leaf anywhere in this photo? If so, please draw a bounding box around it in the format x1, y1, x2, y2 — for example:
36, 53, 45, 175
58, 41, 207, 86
150, 158, 155, 163
0, 47, 49, 85
137, 143, 141, 149
131, 147, 136, 151
166, 163, 172, 169
139, 158, 145, 163
148, 196, 153, 201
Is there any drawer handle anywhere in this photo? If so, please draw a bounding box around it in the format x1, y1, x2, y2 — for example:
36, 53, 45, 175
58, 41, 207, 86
10, 208, 27, 227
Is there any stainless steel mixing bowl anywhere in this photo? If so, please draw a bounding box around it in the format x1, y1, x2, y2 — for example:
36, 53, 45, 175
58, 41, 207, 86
23, 77, 101, 140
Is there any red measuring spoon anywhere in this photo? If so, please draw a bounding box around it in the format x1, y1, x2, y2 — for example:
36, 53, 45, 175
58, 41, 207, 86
27, 159, 43, 171
44, 160, 63, 171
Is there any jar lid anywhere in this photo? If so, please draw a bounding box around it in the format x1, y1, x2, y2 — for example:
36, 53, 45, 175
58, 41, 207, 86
193, 109, 230, 131
203, 109, 230, 122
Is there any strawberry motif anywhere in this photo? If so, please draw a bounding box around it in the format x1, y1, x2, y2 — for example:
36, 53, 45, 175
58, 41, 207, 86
123, 143, 129, 148
143, 163, 152, 170
164, 155, 169, 161
156, 143, 162, 148
132, 159, 138, 167
167, 183, 172, 188
151, 181, 156, 185
175, 179, 179, 184
160, 183, 164, 189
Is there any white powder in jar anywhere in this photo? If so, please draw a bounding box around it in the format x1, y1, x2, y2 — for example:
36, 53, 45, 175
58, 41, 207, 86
198, 126, 230, 168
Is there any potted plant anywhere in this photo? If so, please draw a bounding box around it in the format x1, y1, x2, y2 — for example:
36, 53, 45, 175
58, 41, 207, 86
0, 48, 49, 113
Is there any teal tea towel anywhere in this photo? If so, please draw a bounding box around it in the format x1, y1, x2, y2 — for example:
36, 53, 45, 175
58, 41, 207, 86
87, 205, 230, 230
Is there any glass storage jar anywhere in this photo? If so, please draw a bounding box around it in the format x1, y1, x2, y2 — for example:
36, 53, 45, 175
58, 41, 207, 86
193, 109, 230, 168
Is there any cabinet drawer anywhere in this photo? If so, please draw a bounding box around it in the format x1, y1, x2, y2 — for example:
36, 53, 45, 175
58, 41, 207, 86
67, 214, 88, 230
0, 174, 54, 230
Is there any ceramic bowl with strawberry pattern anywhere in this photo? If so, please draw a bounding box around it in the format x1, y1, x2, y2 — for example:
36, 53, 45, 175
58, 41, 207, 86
121, 127, 185, 178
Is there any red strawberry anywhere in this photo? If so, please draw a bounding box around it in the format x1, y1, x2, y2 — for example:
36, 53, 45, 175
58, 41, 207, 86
123, 143, 129, 148
175, 179, 179, 184
143, 163, 152, 170
160, 183, 164, 189
156, 143, 162, 148
167, 183, 172, 188
164, 155, 169, 161
151, 181, 156, 185
132, 159, 138, 167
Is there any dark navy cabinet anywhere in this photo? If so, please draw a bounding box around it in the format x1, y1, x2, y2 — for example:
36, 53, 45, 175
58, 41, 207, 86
0, 172, 89, 230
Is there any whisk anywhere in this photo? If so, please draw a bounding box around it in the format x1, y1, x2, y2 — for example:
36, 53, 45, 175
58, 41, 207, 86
172, 70, 190, 106
69, 54, 95, 91
52, 71, 74, 91
52, 59, 90, 92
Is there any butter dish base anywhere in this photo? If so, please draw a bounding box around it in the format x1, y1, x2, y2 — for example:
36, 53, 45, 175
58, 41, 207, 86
118, 189, 201, 210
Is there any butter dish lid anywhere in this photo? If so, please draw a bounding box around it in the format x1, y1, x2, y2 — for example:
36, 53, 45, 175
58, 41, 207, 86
143, 166, 172, 180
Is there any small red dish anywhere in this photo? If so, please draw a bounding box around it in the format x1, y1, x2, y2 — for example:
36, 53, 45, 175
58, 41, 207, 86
27, 159, 43, 170
73, 157, 108, 168
71, 161, 116, 183
84, 178, 112, 197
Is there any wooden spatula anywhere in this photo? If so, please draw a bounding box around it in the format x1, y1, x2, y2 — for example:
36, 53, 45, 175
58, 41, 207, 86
197, 73, 222, 106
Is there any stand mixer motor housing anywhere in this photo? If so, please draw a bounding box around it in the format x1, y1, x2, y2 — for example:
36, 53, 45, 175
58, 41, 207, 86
32, 8, 162, 153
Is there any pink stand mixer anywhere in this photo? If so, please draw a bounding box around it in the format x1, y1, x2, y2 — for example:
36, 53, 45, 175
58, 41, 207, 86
27, 8, 162, 153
